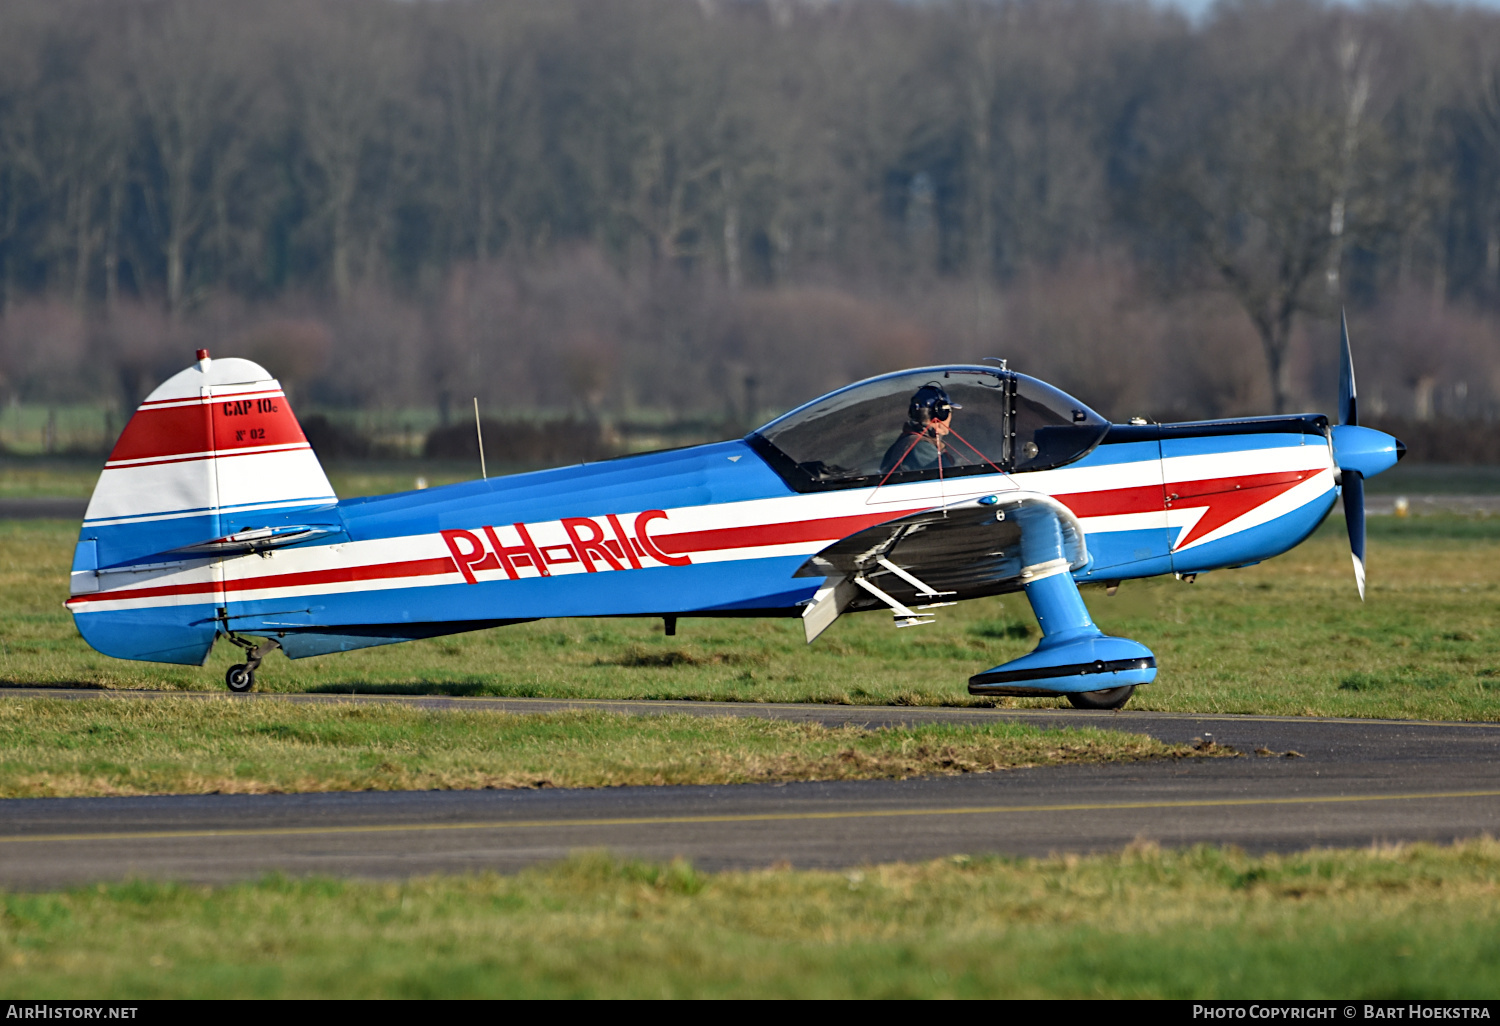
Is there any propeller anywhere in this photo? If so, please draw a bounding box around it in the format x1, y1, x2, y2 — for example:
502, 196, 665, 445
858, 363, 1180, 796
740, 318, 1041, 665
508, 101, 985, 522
1338, 309, 1366, 600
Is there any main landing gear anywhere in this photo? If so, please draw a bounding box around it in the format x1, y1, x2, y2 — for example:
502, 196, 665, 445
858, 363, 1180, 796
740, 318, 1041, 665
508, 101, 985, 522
968, 510, 1155, 710
224, 636, 281, 693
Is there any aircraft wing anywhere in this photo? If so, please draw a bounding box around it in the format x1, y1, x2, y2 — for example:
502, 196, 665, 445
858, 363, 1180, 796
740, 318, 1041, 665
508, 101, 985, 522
796, 492, 1088, 641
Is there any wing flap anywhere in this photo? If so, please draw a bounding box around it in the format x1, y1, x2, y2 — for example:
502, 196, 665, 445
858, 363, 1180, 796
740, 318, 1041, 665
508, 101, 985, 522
801, 576, 860, 643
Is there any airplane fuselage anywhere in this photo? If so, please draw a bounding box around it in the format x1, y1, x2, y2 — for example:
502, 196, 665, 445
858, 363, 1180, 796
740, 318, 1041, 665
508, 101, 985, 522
68, 413, 1339, 665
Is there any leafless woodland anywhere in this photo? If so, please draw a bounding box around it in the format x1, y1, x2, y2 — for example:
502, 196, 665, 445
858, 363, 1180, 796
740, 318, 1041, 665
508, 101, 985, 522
2, 0, 1500, 438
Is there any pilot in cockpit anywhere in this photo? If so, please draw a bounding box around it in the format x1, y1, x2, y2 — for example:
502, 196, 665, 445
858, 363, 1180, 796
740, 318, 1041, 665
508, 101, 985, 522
880, 383, 962, 475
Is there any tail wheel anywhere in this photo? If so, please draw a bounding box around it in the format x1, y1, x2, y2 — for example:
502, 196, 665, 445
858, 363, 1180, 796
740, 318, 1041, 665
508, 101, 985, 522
1066, 685, 1134, 710
225, 664, 255, 693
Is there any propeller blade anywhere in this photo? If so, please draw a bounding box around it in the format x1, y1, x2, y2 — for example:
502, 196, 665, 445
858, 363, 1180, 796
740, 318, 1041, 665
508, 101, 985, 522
1344, 469, 1366, 601
1338, 308, 1358, 426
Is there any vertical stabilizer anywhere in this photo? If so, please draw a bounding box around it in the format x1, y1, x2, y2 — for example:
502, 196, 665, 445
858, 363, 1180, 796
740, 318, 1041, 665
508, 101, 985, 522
67, 351, 337, 664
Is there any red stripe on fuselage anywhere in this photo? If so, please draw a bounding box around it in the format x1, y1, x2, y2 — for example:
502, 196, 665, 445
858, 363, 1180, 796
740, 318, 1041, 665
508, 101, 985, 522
652, 509, 929, 555
70, 469, 1324, 608
1052, 485, 1164, 519
67, 510, 933, 607
1166, 472, 1314, 549
66, 556, 457, 607
1054, 470, 1316, 550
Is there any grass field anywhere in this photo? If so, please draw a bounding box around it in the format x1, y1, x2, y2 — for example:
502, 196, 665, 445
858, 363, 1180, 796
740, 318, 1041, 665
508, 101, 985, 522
3, 842, 1499, 998
0, 697, 1189, 798
4, 515, 1499, 720
3, 468, 1496, 1001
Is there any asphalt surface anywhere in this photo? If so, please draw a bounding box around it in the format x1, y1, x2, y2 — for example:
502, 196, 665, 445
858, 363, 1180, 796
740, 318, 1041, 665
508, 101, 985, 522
2, 689, 1498, 888
0, 498, 88, 519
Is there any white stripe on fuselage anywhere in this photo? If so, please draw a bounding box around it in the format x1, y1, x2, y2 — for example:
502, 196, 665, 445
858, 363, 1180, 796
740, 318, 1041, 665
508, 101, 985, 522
71, 440, 1333, 614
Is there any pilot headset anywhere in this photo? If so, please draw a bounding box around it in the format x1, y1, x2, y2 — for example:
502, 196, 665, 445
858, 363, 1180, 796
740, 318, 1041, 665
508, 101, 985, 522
909, 383, 961, 426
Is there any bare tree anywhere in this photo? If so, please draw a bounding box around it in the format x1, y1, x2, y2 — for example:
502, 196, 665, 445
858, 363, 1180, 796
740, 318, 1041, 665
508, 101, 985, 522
0, 0, 1499, 426
1459, 15, 1500, 299
1138, 7, 1383, 412
280, 3, 413, 300
0, 8, 47, 315
35, 31, 132, 309
127, 3, 252, 313
429, 5, 550, 264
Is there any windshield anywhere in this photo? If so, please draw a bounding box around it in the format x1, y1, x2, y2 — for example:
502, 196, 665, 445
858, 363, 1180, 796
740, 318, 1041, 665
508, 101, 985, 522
750, 366, 1107, 491
1011, 375, 1111, 473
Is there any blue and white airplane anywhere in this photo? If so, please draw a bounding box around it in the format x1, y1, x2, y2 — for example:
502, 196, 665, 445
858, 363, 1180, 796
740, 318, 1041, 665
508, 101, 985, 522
67, 318, 1402, 709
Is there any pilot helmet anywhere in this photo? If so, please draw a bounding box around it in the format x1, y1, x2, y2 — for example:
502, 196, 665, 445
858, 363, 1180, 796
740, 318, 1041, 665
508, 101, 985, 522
909, 383, 961, 425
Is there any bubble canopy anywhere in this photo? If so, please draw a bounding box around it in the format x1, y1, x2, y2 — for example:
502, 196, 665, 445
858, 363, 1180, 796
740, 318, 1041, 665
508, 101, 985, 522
747, 365, 1109, 492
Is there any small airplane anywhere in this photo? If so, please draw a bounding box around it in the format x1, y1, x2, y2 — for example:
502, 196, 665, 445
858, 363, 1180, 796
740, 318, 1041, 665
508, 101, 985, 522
66, 316, 1402, 709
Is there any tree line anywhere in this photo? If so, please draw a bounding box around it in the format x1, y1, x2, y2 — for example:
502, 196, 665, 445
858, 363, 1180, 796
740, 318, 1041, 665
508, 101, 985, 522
2, 0, 1499, 432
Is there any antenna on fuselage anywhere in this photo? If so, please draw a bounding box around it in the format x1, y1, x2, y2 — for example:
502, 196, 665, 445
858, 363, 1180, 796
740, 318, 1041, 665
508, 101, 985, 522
473, 397, 487, 480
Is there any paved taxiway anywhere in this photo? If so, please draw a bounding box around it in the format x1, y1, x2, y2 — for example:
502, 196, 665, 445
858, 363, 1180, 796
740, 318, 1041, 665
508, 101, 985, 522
1, 690, 1498, 887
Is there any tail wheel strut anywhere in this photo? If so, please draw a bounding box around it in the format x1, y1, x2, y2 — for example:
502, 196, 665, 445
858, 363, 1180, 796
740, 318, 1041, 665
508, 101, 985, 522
224, 636, 281, 693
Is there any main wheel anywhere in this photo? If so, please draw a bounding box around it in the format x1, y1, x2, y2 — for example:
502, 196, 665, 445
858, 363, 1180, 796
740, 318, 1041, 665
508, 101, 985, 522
225, 664, 255, 693
1067, 685, 1134, 710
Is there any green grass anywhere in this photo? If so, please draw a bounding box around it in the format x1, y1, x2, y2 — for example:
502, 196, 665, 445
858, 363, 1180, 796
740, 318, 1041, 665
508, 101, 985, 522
0, 405, 119, 457
0, 697, 1187, 798
0, 459, 99, 498
6, 515, 1500, 720
4, 842, 1500, 997
319, 460, 482, 499
1365, 461, 1500, 495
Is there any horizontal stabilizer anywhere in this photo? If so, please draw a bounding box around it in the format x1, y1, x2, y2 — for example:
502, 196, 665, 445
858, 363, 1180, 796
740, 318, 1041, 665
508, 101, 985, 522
168, 524, 342, 556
